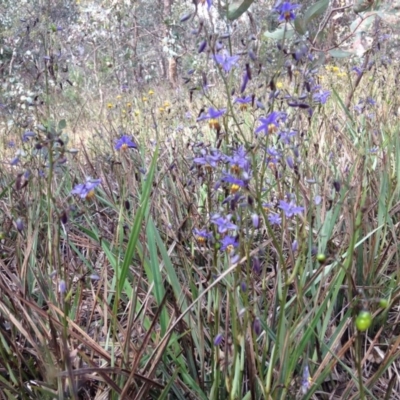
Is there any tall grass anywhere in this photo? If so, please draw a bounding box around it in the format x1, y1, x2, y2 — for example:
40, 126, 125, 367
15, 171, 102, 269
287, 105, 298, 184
1, 23, 400, 400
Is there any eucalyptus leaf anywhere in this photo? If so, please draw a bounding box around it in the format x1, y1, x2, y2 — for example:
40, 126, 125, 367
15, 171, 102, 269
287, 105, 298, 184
58, 119, 67, 131
226, 0, 255, 21
264, 27, 294, 40
304, 0, 329, 26
294, 17, 306, 35
328, 49, 353, 58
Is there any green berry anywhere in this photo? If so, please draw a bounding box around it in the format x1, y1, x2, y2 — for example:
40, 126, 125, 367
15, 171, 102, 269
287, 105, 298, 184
316, 253, 326, 263
355, 311, 372, 332
378, 298, 389, 308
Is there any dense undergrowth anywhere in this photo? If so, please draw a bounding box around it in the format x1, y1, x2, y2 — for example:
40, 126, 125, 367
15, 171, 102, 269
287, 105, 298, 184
2, 1, 400, 400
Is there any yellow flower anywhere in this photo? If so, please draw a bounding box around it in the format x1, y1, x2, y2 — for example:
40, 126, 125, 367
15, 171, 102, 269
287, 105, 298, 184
116, 95, 122, 100
142, 97, 148, 102
336, 72, 347, 78
107, 103, 113, 109
126, 102, 132, 108
148, 89, 154, 95
164, 101, 170, 108
276, 81, 284, 89
134, 110, 140, 116
159, 107, 165, 113
332, 66, 340, 73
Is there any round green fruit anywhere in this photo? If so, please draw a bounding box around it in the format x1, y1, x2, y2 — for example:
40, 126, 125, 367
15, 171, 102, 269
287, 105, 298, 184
316, 253, 326, 263
378, 298, 389, 309
355, 311, 372, 332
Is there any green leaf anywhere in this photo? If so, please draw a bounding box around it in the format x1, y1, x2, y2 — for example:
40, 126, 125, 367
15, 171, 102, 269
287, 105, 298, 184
263, 26, 294, 40
303, 0, 329, 26
57, 119, 66, 131
117, 146, 159, 298
226, 0, 254, 21
328, 49, 353, 58
294, 17, 306, 35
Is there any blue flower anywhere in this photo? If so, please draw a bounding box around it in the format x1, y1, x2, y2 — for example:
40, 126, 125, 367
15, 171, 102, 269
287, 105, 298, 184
193, 149, 222, 169
22, 131, 35, 142
221, 173, 247, 194
268, 213, 282, 225
71, 178, 101, 200
278, 200, 304, 217
313, 90, 331, 105
274, 2, 300, 22
197, 107, 226, 121
211, 214, 238, 233
193, 228, 212, 245
214, 54, 239, 72
225, 146, 250, 174
115, 135, 137, 151
214, 333, 223, 345
266, 146, 281, 165
220, 235, 238, 252
240, 71, 250, 93
255, 112, 286, 135
10, 157, 20, 166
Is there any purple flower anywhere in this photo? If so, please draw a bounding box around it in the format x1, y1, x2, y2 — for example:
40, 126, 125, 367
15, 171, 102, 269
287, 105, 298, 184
274, 2, 300, 22
266, 147, 281, 165
268, 213, 282, 225
292, 240, 298, 252
279, 130, 296, 144
22, 131, 35, 142
251, 213, 260, 228
214, 54, 239, 72
313, 90, 331, 105
71, 178, 101, 200
252, 257, 261, 274
193, 228, 212, 244
253, 317, 262, 335
206, 0, 212, 9
115, 135, 137, 151
220, 235, 238, 252
278, 200, 304, 217
16, 218, 24, 233
214, 333, 223, 345
10, 157, 20, 166
301, 363, 311, 394
211, 214, 238, 233
314, 195, 322, 205
198, 40, 207, 53
352, 66, 363, 76
240, 71, 250, 93
58, 280, 66, 294
226, 146, 250, 173
193, 149, 222, 169
255, 111, 286, 135
221, 173, 247, 193
234, 96, 252, 105
197, 107, 226, 121
286, 156, 294, 169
